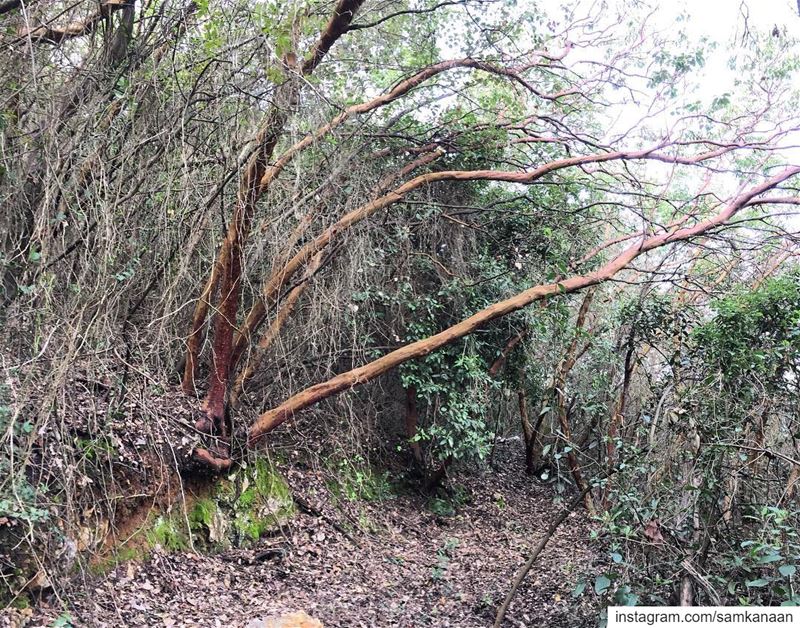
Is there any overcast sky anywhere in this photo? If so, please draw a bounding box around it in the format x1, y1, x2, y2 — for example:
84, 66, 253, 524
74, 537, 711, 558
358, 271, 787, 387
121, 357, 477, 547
671, 0, 800, 40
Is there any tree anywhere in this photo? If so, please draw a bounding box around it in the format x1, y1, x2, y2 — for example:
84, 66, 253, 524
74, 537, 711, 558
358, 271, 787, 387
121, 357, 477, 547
3, 0, 800, 608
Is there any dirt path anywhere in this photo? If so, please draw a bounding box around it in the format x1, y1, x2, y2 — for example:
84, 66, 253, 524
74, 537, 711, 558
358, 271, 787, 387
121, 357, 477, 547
20, 453, 602, 627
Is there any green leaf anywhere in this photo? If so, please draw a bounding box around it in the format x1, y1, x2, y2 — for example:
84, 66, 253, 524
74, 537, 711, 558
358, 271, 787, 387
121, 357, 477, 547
571, 581, 586, 598
610, 552, 623, 563
52, 614, 73, 628
746, 578, 771, 588
779, 565, 797, 578
595, 575, 611, 594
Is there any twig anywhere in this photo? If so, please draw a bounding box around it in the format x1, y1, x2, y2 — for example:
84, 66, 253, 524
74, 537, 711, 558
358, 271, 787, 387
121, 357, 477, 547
714, 442, 800, 467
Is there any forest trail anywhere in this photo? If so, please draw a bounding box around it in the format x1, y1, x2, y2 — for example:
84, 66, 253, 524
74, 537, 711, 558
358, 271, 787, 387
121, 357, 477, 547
18, 450, 600, 627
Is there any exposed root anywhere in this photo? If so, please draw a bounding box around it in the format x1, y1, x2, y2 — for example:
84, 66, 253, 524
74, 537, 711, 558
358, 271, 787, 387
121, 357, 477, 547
193, 447, 233, 472
194, 416, 215, 434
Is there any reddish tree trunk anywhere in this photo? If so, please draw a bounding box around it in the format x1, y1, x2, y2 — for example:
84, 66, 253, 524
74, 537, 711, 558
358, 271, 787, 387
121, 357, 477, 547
231, 149, 443, 365
182, 0, 366, 400
230, 251, 325, 405
488, 331, 525, 378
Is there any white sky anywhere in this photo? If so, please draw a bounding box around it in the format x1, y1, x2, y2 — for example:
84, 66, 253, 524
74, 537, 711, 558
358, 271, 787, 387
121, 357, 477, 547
671, 0, 800, 40
538, 0, 800, 162
436, 0, 800, 168
657, 0, 800, 107
524, 0, 800, 237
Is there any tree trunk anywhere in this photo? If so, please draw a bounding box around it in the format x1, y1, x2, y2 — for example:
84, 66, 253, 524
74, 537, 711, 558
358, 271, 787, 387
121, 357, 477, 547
552, 289, 596, 514
518, 390, 537, 474
604, 334, 636, 504
185, 0, 367, 436
405, 386, 424, 466
182, 0, 366, 396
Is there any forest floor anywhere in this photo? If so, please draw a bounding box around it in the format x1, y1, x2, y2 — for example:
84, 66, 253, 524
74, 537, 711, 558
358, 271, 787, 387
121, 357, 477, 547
13, 445, 603, 628
1, 376, 604, 628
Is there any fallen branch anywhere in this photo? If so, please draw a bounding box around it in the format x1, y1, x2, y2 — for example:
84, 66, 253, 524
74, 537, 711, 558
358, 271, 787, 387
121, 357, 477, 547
493, 448, 644, 626
493, 482, 593, 627
292, 494, 360, 547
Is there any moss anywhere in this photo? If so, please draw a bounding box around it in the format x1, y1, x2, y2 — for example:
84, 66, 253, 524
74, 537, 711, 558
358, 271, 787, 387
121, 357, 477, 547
189, 497, 216, 531
89, 545, 148, 576
237, 487, 256, 509
233, 511, 268, 541
146, 514, 188, 551
95, 456, 294, 564
228, 457, 294, 544
10, 595, 30, 609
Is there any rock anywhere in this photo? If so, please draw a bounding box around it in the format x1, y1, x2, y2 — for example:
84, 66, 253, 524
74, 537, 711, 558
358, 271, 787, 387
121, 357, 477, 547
247, 611, 323, 628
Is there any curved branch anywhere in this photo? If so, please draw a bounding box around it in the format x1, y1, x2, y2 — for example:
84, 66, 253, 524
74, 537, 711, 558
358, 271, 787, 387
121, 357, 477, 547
256, 56, 582, 196
236, 140, 750, 365
182, 0, 365, 396
16, 0, 132, 45
348, 0, 465, 31
302, 0, 366, 74
231, 147, 444, 364
248, 166, 800, 443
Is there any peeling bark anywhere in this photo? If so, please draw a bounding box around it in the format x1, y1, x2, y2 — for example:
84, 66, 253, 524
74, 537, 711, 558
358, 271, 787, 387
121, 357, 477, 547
233, 143, 740, 378
231, 149, 443, 370
183, 0, 365, 410
230, 251, 325, 405
184, 77, 299, 400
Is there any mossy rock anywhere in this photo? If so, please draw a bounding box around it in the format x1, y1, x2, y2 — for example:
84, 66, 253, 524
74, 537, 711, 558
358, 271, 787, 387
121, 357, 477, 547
91, 456, 294, 575
148, 457, 293, 551
228, 457, 294, 543
147, 514, 189, 551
